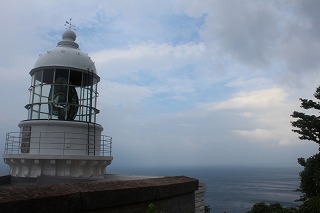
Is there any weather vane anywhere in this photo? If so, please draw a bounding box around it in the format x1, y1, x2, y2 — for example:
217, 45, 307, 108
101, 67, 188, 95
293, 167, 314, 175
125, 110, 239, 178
65, 18, 76, 30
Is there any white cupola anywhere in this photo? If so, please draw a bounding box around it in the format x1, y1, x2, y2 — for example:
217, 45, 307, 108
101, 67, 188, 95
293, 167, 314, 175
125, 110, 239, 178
3, 21, 113, 178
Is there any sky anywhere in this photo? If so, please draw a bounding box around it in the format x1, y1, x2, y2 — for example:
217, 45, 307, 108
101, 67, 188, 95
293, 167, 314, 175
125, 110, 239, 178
1, 0, 320, 171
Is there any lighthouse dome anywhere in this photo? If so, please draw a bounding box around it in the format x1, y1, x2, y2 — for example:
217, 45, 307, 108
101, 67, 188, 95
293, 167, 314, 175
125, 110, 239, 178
33, 29, 96, 74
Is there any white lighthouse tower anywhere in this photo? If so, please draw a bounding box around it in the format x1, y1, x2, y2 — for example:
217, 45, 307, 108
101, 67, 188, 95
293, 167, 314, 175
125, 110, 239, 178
3, 21, 113, 178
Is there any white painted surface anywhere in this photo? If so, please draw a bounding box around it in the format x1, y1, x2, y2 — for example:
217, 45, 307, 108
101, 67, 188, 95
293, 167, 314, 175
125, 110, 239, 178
18, 120, 103, 155
3, 120, 113, 177
34, 29, 97, 73
4, 154, 113, 177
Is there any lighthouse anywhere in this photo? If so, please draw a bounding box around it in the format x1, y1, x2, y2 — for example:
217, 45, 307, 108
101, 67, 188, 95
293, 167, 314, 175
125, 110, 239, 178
3, 21, 113, 178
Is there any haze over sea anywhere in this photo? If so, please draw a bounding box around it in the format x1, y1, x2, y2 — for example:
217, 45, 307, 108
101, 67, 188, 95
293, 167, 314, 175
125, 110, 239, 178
0, 165, 301, 213
110, 165, 302, 213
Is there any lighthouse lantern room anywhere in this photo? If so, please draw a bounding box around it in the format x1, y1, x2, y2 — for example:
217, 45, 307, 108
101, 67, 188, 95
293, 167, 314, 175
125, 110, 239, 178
3, 21, 113, 178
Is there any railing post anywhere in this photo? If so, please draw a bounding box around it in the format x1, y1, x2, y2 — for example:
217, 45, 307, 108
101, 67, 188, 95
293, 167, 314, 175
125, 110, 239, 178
103, 135, 105, 156
18, 132, 21, 155
63, 132, 66, 155
38, 132, 41, 154
17, 132, 20, 154
5, 133, 8, 154
110, 137, 112, 156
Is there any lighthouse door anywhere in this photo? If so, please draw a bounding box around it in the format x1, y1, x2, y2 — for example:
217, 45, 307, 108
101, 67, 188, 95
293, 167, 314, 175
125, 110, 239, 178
87, 123, 96, 156
21, 126, 31, 153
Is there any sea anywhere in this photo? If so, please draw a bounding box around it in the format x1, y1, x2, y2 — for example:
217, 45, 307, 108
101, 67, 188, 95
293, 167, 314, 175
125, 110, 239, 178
109, 165, 302, 213
0, 165, 302, 213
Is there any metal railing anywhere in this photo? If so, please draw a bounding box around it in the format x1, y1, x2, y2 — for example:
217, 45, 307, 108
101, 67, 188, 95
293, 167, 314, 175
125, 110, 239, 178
4, 131, 112, 157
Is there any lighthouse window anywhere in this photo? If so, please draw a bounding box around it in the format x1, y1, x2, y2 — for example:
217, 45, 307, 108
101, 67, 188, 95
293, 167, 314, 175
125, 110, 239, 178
70, 70, 82, 86
27, 68, 99, 123
34, 70, 43, 85
47, 69, 80, 121
32, 104, 40, 119
33, 90, 41, 103
55, 69, 69, 83
42, 69, 54, 84
20, 126, 31, 153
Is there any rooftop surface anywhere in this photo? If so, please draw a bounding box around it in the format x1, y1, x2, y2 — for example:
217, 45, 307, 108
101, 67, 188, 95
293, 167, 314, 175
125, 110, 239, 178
0, 174, 162, 187
0, 174, 199, 213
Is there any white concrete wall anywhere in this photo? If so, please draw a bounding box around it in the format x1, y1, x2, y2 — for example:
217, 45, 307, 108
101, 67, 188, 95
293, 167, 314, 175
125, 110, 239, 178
4, 155, 113, 177
18, 120, 103, 156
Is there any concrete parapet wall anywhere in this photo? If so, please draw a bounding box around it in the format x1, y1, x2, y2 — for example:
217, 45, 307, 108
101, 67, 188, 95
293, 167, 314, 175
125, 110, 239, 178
0, 176, 198, 213
195, 182, 206, 213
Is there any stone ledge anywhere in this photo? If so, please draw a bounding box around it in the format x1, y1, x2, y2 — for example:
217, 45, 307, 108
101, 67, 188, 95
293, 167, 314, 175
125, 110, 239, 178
0, 183, 81, 213
79, 176, 198, 211
0, 176, 199, 213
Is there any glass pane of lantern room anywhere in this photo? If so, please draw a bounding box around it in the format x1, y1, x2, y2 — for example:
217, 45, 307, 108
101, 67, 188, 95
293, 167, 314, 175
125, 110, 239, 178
39, 102, 49, 119
41, 69, 54, 105
29, 75, 34, 103
55, 69, 69, 85
42, 69, 54, 84
32, 104, 40, 119
33, 91, 40, 104
81, 72, 88, 87
41, 84, 51, 99
91, 109, 96, 123
34, 70, 43, 86
94, 83, 98, 107
70, 70, 82, 87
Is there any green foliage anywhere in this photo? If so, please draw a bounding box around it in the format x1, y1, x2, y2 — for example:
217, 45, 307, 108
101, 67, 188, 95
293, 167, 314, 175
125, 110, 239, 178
205, 205, 211, 213
297, 157, 306, 167
291, 86, 320, 148
246, 202, 298, 213
247, 86, 320, 213
291, 87, 320, 211
298, 196, 320, 213
146, 203, 163, 213
298, 154, 320, 201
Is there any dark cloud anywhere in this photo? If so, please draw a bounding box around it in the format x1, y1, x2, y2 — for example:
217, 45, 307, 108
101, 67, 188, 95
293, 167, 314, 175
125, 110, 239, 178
280, 0, 320, 74
296, 0, 320, 37
201, 0, 279, 69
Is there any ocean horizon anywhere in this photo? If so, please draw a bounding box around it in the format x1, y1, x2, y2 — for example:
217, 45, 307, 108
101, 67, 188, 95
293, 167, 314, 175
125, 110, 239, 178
109, 165, 302, 213
0, 165, 302, 213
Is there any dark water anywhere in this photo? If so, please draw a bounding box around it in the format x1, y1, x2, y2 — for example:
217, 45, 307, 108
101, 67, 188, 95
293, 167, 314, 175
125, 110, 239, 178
109, 166, 302, 213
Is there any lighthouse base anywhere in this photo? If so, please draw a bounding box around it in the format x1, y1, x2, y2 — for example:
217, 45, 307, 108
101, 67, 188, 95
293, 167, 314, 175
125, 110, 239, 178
3, 154, 113, 178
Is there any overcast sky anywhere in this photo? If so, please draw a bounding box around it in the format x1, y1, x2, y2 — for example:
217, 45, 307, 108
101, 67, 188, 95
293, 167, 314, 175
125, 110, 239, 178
1, 0, 320, 171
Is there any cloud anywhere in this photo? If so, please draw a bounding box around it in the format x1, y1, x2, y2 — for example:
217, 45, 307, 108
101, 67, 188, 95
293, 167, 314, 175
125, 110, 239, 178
1, 0, 320, 169
296, 0, 320, 37
204, 87, 287, 111
99, 81, 153, 112
280, 30, 320, 74
232, 128, 296, 146
198, 86, 302, 147
232, 128, 275, 142
199, 0, 279, 69
226, 77, 272, 89
91, 42, 206, 76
